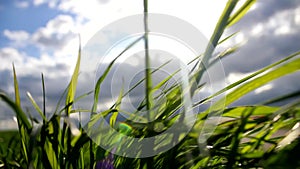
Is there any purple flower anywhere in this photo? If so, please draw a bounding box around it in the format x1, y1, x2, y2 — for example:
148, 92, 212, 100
95, 153, 115, 169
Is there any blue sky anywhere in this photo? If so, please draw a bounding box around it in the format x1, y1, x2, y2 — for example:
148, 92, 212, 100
1, 0, 300, 129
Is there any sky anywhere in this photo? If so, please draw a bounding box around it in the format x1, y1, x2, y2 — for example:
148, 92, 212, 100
0, 0, 300, 129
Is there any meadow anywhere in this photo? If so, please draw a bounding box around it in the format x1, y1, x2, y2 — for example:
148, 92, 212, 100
1, 0, 300, 168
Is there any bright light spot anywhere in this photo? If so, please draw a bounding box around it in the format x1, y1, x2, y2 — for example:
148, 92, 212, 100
295, 7, 300, 25
275, 25, 291, 35
103, 34, 198, 65
249, 3, 258, 11
254, 84, 273, 94
251, 24, 263, 36
235, 33, 246, 44
13, 116, 18, 123
206, 145, 213, 149
292, 122, 300, 130
227, 72, 251, 84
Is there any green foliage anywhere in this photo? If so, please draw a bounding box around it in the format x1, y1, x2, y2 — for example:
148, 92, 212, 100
1, 0, 300, 168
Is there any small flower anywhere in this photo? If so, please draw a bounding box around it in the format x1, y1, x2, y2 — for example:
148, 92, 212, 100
95, 153, 114, 169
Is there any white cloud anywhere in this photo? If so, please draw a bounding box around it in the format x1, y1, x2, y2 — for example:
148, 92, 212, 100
3, 29, 29, 42
255, 84, 273, 94
33, 0, 59, 8
55, 0, 228, 44
227, 72, 252, 84
247, 6, 300, 37
33, 0, 46, 6
251, 24, 263, 36
0, 47, 73, 79
0, 47, 24, 70
15, 1, 30, 8
32, 15, 78, 50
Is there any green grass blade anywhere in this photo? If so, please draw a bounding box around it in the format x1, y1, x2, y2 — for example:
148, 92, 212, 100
143, 0, 154, 121
88, 109, 118, 127
26, 92, 47, 122
58, 91, 93, 114
12, 64, 20, 107
222, 106, 279, 118
44, 138, 60, 169
218, 32, 239, 44
195, 0, 239, 84
92, 36, 143, 113
110, 82, 124, 128
262, 90, 300, 105
54, 84, 69, 114
41, 73, 46, 123
121, 59, 172, 99
0, 93, 32, 131
227, 0, 257, 27
215, 45, 240, 59
209, 54, 300, 113
195, 51, 300, 107
10, 65, 32, 165
65, 40, 81, 115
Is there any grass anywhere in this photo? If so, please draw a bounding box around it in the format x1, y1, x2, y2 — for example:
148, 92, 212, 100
1, 0, 300, 168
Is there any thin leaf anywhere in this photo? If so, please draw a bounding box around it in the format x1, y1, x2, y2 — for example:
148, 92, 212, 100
26, 92, 47, 122
12, 64, 20, 107
195, 51, 300, 107
263, 90, 300, 105
218, 32, 239, 44
41, 73, 46, 123
195, 0, 239, 84
92, 36, 143, 113
222, 106, 279, 118
0, 93, 32, 131
227, 0, 257, 27
65, 39, 81, 115
209, 54, 300, 113
110, 82, 124, 128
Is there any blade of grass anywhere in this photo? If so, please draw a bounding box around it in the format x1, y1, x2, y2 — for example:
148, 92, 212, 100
194, 51, 300, 107
41, 73, 46, 123
207, 54, 300, 114
12, 64, 20, 107
143, 0, 154, 120
262, 90, 300, 105
227, 0, 257, 27
195, 0, 239, 84
26, 92, 47, 122
12, 64, 31, 164
218, 32, 239, 44
92, 36, 143, 113
110, 81, 124, 128
65, 39, 81, 115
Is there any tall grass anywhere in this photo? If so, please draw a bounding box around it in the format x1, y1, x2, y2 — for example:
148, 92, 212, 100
1, 0, 300, 168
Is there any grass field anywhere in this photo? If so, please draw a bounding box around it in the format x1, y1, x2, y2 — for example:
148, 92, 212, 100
1, 0, 300, 168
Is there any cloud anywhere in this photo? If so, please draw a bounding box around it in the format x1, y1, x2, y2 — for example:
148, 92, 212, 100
15, 1, 30, 8
222, 1, 300, 74
33, 0, 46, 6
32, 15, 77, 50
3, 29, 29, 42
97, 0, 110, 4
0, 47, 24, 70
33, 0, 58, 8
232, 0, 300, 31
